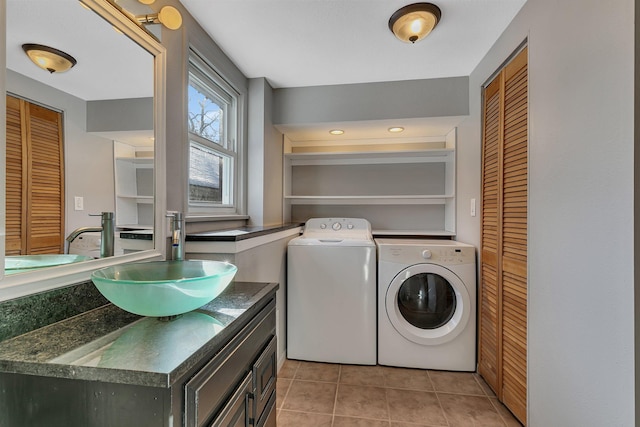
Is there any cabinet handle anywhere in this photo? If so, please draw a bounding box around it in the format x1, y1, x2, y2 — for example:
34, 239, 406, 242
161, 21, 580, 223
246, 391, 255, 426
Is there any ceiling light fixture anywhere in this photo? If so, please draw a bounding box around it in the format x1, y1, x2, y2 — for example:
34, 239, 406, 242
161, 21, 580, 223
389, 3, 441, 44
388, 127, 405, 133
329, 129, 345, 135
136, 6, 182, 30
22, 44, 77, 74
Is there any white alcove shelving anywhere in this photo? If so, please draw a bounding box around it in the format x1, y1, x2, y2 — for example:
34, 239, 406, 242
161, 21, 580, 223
283, 128, 457, 236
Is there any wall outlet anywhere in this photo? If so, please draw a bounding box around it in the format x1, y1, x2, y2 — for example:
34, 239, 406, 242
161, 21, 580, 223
74, 196, 84, 211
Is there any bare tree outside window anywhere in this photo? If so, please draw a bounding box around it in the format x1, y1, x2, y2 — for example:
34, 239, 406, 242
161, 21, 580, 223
188, 85, 224, 145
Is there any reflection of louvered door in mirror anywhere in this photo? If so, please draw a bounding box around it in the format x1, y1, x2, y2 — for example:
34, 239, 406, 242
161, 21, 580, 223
5, 95, 65, 255
479, 46, 528, 426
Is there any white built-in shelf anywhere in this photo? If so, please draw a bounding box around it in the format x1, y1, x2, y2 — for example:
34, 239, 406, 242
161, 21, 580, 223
285, 149, 454, 166
372, 229, 456, 237
285, 195, 454, 205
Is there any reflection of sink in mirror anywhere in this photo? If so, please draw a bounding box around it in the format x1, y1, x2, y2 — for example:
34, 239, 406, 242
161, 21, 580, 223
5, 255, 93, 274
91, 260, 238, 317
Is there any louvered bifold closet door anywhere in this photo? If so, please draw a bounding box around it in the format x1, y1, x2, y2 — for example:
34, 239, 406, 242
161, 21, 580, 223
5, 96, 28, 255
500, 48, 528, 424
26, 102, 65, 254
479, 47, 528, 426
479, 77, 501, 392
5, 95, 64, 255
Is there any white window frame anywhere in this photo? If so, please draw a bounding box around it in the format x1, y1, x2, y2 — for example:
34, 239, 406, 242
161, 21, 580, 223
187, 50, 241, 215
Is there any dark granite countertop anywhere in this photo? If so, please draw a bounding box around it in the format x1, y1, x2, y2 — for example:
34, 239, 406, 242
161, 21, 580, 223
0, 281, 278, 388
186, 223, 302, 242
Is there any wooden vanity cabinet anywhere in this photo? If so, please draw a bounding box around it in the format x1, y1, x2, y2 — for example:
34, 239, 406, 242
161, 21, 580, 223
0, 297, 277, 427
185, 300, 277, 427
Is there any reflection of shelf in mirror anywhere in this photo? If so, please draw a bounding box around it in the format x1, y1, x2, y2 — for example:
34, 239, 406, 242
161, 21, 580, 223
285, 195, 454, 205
117, 224, 154, 230
115, 157, 154, 168
116, 195, 153, 203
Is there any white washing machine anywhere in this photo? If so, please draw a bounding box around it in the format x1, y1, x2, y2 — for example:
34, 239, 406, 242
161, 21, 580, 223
287, 218, 377, 365
377, 238, 476, 371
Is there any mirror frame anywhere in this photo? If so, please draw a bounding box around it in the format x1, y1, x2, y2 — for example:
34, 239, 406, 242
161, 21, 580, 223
0, 0, 167, 301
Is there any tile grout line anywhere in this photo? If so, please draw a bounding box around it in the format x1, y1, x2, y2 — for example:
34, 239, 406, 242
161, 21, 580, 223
331, 364, 342, 426
472, 372, 510, 426
427, 370, 452, 427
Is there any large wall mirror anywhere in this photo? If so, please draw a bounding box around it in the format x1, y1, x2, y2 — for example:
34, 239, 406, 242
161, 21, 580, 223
0, 0, 167, 300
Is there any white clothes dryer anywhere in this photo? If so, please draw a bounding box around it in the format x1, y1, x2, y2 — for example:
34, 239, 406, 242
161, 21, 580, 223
376, 238, 476, 371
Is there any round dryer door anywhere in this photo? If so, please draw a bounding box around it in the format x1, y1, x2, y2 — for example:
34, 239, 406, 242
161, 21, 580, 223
386, 263, 471, 345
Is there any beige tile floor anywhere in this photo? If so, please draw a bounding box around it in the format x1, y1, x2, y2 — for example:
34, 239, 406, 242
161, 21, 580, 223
276, 360, 522, 427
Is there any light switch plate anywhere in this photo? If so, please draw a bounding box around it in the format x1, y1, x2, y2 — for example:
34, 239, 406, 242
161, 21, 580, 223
470, 198, 476, 217
74, 196, 84, 211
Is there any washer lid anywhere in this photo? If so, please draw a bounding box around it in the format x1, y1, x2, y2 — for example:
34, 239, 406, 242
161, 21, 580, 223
288, 236, 375, 247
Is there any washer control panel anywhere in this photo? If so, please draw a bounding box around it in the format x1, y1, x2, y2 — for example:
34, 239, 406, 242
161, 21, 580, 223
376, 238, 475, 265
303, 218, 372, 239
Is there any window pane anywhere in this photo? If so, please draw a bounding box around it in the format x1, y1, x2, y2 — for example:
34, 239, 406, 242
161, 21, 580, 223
188, 83, 226, 145
189, 143, 227, 204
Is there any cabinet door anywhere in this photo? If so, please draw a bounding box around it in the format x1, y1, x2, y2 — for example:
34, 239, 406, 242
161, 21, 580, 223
209, 374, 253, 427
252, 336, 277, 421
479, 46, 528, 425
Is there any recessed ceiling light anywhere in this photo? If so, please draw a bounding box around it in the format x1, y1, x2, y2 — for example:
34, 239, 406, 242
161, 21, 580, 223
329, 129, 344, 135
388, 127, 405, 133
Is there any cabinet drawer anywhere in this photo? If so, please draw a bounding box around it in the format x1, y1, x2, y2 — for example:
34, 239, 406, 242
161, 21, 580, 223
208, 373, 252, 427
252, 336, 277, 420
185, 300, 276, 427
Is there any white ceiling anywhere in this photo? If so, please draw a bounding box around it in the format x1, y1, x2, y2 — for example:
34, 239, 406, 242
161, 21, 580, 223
180, 0, 527, 89
5, 0, 527, 143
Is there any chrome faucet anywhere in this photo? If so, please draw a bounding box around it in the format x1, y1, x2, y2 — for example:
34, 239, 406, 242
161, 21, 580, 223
167, 211, 185, 261
65, 212, 115, 258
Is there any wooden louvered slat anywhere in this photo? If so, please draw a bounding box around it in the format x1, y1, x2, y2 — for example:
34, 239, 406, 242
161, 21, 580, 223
480, 46, 528, 426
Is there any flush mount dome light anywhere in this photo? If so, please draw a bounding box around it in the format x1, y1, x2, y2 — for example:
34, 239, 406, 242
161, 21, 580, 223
329, 129, 345, 135
22, 44, 77, 74
389, 3, 441, 44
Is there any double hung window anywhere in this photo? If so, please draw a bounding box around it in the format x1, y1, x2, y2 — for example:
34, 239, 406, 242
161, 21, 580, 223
187, 51, 239, 214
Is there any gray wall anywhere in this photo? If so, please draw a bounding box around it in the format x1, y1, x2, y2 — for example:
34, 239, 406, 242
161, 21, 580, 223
87, 98, 153, 133
458, 0, 635, 425
248, 78, 284, 226
273, 76, 469, 125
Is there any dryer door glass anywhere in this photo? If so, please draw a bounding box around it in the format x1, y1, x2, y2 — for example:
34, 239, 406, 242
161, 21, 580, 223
397, 273, 456, 329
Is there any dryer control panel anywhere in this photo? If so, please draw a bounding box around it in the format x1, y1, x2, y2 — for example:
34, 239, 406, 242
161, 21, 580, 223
376, 238, 475, 265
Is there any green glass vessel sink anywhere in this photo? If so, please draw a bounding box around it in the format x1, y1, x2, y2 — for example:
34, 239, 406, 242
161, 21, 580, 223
5, 254, 92, 274
91, 260, 238, 317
